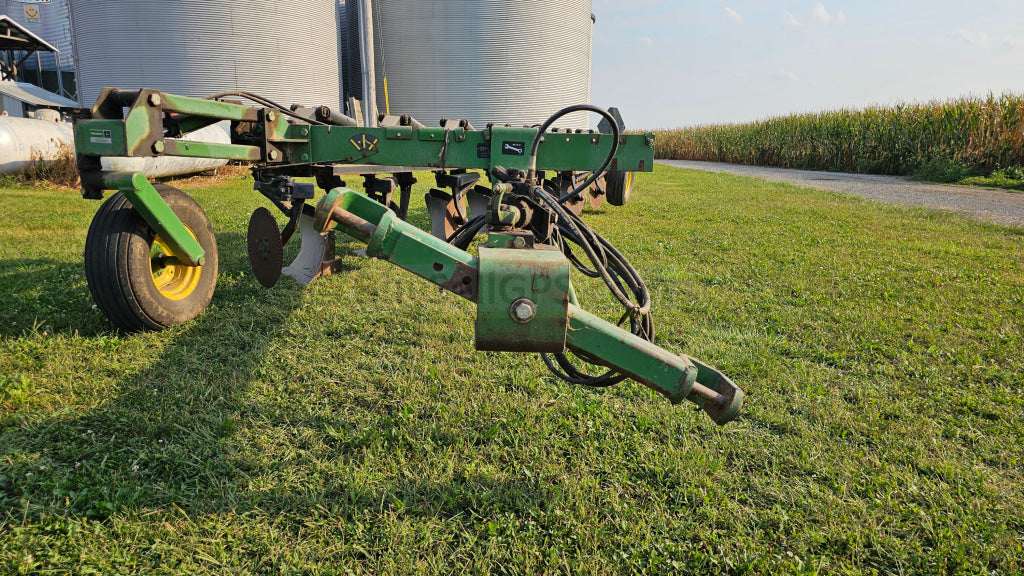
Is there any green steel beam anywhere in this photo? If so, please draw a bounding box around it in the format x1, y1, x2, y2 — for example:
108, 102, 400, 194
297, 126, 652, 172
75, 89, 654, 176
315, 189, 480, 302
171, 114, 226, 136
160, 92, 259, 121
161, 140, 263, 162
565, 306, 743, 425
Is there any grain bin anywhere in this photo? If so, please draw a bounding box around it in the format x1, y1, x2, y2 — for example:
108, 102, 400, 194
356, 0, 594, 130
68, 0, 341, 109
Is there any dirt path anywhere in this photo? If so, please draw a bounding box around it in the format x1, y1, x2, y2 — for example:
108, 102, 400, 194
657, 160, 1024, 228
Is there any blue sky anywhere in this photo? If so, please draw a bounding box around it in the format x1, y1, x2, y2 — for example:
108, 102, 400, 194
590, 0, 1024, 129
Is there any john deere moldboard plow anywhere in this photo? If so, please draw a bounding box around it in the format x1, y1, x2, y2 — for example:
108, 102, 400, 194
73, 88, 743, 425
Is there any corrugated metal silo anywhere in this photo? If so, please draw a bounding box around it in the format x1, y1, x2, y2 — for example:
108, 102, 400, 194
344, 0, 362, 103
68, 0, 341, 109
367, 0, 594, 130
338, 1, 350, 104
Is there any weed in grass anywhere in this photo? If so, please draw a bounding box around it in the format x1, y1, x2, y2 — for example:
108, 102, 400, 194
910, 158, 981, 183
16, 140, 79, 189
959, 165, 1024, 191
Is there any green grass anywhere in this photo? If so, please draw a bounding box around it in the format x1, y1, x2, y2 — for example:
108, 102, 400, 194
958, 167, 1024, 192
1, 167, 1023, 574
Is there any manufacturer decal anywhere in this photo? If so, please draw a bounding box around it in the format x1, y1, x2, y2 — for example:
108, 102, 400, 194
477, 143, 490, 159
90, 129, 112, 144
350, 133, 379, 153
502, 141, 525, 156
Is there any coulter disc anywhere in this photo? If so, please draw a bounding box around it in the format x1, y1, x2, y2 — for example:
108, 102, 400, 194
247, 207, 284, 288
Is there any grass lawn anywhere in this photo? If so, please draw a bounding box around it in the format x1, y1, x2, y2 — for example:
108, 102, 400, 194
1, 165, 1022, 574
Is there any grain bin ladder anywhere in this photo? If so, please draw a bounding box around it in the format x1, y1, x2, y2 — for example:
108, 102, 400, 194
73, 88, 743, 425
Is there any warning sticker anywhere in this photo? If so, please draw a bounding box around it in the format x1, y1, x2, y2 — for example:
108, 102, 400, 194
90, 129, 112, 144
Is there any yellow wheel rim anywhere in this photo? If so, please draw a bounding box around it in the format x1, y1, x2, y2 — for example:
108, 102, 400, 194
151, 231, 203, 300
624, 171, 634, 193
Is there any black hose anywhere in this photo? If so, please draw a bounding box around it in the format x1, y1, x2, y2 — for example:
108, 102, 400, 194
527, 104, 620, 206
204, 90, 328, 126
532, 183, 653, 388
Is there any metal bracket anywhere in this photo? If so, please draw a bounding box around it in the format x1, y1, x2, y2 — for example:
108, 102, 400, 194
103, 171, 206, 266
474, 246, 569, 353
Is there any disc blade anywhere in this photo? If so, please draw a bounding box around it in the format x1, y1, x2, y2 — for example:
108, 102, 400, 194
247, 207, 283, 288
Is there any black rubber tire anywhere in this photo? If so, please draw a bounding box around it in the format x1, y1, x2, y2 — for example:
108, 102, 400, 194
605, 171, 634, 207
84, 184, 218, 332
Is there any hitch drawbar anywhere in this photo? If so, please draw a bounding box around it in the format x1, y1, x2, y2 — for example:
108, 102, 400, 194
315, 188, 744, 425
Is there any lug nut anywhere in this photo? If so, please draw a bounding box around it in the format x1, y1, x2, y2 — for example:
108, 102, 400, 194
510, 298, 537, 323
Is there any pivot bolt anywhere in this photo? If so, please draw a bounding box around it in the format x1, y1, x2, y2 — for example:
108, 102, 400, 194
152, 141, 165, 153
510, 298, 537, 324
148, 93, 162, 106
268, 150, 279, 161
512, 236, 526, 249
266, 111, 276, 122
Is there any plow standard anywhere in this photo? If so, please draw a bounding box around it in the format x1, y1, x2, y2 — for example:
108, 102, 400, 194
73, 88, 743, 425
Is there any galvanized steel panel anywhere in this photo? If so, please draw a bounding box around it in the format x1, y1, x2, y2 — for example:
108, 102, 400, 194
370, 0, 593, 130
338, 1, 349, 104
344, 0, 362, 102
69, 0, 340, 109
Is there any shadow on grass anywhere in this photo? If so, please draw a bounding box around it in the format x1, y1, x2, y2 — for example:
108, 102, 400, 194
1, 231, 340, 520
1, 229, 546, 530
0, 257, 106, 339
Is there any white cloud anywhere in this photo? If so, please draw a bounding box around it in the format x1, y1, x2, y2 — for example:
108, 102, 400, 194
781, 12, 803, 28
811, 3, 846, 25
1004, 34, 1024, 49
772, 69, 800, 82
724, 7, 743, 23
638, 36, 654, 47
954, 29, 992, 49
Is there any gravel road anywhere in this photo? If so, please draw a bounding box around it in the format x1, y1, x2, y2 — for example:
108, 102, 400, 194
657, 160, 1024, 228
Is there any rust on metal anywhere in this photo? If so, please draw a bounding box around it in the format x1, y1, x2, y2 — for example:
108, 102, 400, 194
439, 260, 479, 302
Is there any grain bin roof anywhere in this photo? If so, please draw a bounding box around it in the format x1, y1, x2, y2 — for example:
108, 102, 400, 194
0, 80, 78, 108
0, 15, 58, 52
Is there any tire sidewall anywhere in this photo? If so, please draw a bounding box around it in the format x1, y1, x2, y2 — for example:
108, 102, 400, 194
125, 187, 218, 328
606, 171, 632, 206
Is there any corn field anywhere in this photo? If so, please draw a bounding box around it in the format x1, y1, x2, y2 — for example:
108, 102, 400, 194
653, 93, 1024, 176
